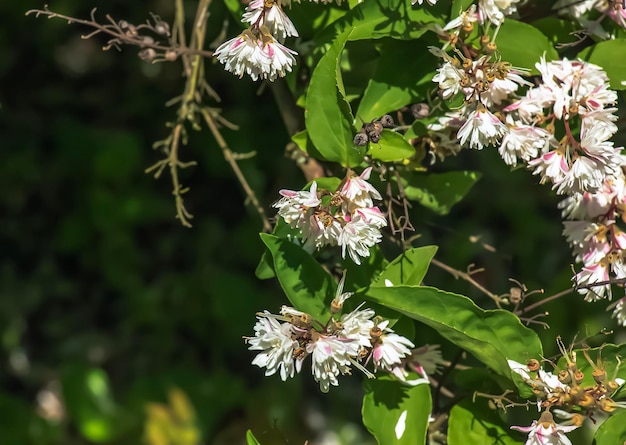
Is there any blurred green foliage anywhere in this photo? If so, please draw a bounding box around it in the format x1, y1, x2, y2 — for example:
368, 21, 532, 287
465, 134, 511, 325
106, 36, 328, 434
0, 1, 617, 444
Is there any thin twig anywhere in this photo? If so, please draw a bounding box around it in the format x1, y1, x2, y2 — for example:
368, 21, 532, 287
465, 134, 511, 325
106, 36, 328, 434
431, 258, 503, 307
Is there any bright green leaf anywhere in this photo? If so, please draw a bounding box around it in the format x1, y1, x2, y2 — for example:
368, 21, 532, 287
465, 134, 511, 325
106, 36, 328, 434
448, 399, 521, 445
372, 246, 437, 287
594, 409, 626, 445
368, 130, 417, 162
306, 30, 362, 167
246, 430, 262, 445
577, 39, 626, 90
531, 17, 578, 46
362, 376, 431, 445
366, 285, 543, 395
496, 20, 558, 73
260, 234, 335, 320
402, 171, 482, 215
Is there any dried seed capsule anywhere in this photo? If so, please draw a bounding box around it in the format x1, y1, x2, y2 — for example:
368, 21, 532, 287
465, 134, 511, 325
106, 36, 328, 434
380, 114, 395, 128
368, 131, 381, 144
138, 48, 157, 62
353, 131, 369, 146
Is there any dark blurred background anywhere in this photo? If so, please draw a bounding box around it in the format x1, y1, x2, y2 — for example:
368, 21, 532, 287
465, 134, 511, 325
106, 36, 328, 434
0, 0, 613, 444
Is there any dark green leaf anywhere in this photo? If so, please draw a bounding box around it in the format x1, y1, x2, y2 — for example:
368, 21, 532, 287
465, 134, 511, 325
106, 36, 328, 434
260, 234, 335, 320
362, 376, 431, 445
357, 39, 438, 122
448, 398, 521, 445
577, 39, 626, 90
366, 285, 543, 394
372, 246, 438, 287
402, 171, 482, 215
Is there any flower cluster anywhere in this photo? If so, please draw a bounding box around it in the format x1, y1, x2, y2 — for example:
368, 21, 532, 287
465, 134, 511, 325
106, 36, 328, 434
507, 340, 625, 444
214, 0, 298, 82
273, 168, 387, 264
245, 276, 437, 392
554, 0, 626, 39
504, 57, 623, 195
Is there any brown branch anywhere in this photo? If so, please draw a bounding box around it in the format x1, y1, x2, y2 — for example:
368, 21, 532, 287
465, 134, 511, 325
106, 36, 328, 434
431, 258, 503, 307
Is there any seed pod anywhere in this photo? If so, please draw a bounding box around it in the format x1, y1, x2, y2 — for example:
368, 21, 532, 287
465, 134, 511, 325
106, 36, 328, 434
138, 48, 157, 62
141, 35, 155, 46
368, 131, 381, 144
164, 50, 178, 62
380, 114, 395, 128
411, 103, 430, 119
353, 131, 369, 146
155, 21, 170, 37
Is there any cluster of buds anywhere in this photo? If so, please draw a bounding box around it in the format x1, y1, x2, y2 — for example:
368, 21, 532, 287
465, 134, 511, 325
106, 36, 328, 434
246, 275, 442, 392
273, 167, 387, 264
508, 340, 625, 443
113, 15, 175, 63
353, 115, 396, 146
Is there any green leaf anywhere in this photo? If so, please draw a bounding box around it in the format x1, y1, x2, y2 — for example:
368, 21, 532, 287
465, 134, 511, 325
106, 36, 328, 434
366, 286, 543, 394
450, 0, 474, 18
402, 171, 482, 215
362, 376, 432, 445
343, 245, 389, 292
357, 39, 438, 122
260, 234, 335, 320
448, 398, 520, 445
496, 20, 558, 73
317, 0, 447, 44
306, 30, 362, 167
246, 430, 262, 445
372, 246, 438, 287
368, 129, 417, 162
594, 409, 626, 445
531, 17, 578, 46
577, 39, 626, 90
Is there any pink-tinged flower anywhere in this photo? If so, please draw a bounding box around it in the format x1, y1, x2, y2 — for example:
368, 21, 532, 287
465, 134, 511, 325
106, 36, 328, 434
307, 334, 357, 393
341, 167, 382, 208
248, 311, 302, 381
214, 32, 271, 81
371, 320, 414, 371
214, 29, 296, 81
457, 107, 508, 149
528, 151, 569, 190
511, 411, 578, 445
390, 344, 444, 386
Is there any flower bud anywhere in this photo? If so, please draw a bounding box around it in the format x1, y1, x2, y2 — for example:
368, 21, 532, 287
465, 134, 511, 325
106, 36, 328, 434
139, 48, 157, 62
411, 103, 430, 119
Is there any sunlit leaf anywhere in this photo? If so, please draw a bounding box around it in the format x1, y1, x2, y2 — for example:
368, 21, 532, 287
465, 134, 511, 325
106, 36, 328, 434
594, 409, 626, 445
260, 234, 335, 320
496, 20, 559, 73
372, 246, 437, 287
401, 171, 482, 215
362, 376, 431, 445
577, 39, 626, 90
366, 285, 543, 396
448, 398, 520, 445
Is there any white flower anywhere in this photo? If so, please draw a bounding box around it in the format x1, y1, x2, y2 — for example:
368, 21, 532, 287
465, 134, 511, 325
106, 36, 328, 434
575, 262, 611, 301
338, 306, 375, 350
478, 0, 522, 24
307, 335, 357, 393
528, 151, 568, 190
242, 0, 298, 42
248, 312, 301, 380
372, 320, 414, 371
261, 38, 297, 81
274, 181, 321, 225
609, 296, 626, 326
511, 411, 578, 445
339, 215, 384, 265
432, 61, 465, 99
214, 32, 271, 81
457, 107, 508, 149
412, 0, 437, 5
499, 125, 553, 166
